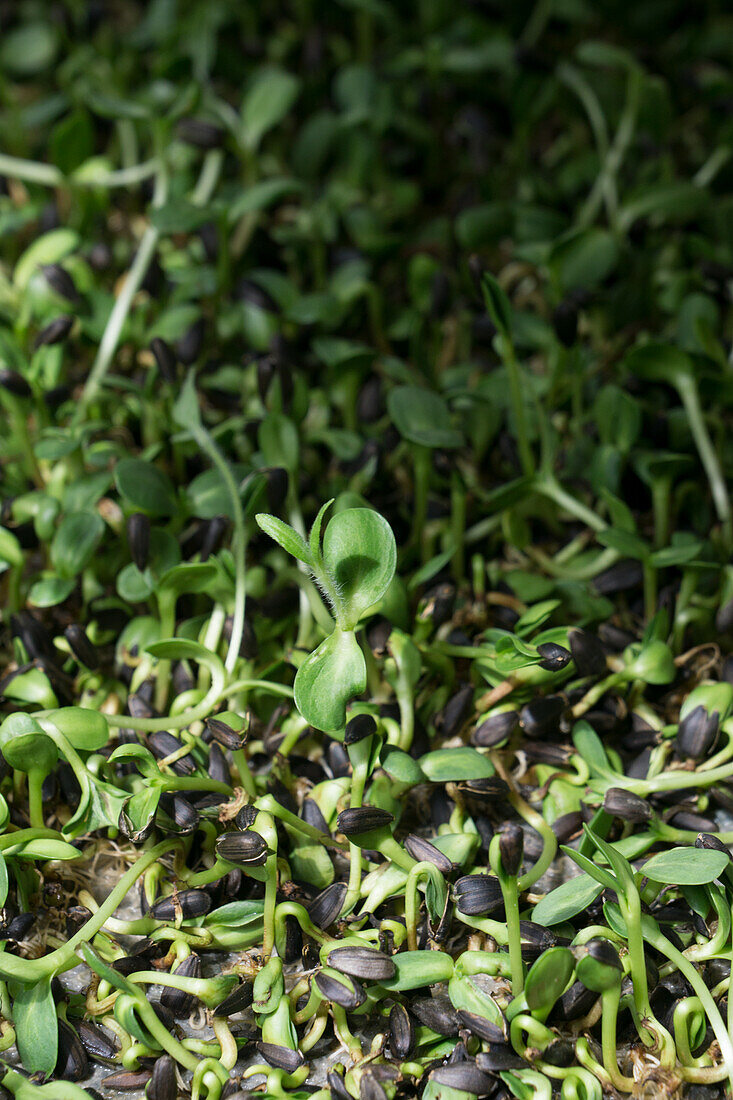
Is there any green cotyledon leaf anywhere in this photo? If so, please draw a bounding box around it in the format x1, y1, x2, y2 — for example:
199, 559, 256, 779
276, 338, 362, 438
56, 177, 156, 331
321, 508, 397, 629
532, 875, 604, 927
641, 847, 730, 886
524, 947, 575, 1017
379, 951, 455, 990
9, 977, 58, 1074
294, 627, 366, 732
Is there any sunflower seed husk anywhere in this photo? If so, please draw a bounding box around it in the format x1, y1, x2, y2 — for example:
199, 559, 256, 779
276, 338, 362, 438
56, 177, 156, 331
166, 794, 200, 834
0, 368, 32, 398
360, 1074, 388, 1100
438, 684, 474, 737
103, 1070, 153, 1090
87, 241, 112, 270
327, 945, 396, 981
542, 1038, 575, 1067
552, 299, 579, 347
241, 281, 279, 314
523, 741, 572, 766
147, 730, 195, 775
64, 624, 100, 669
586, 938, 623, 969
176, 317, 205, 365
151, 1001, 178, 1032
675, 704, 720, 760
235, 803, 258, 830
327, 741, 350, 778
520, 921, 559, 947
356, 375, 383, 423
220, 1084, 248, 1100
389, 1002, 414, 1058
66, 905, 92, 937
78, 1019, 119, 1064
670, 811, 716, 832
160, 953, 201, 1017
475, 1048, 525, 1073
552, 812, 583, 844
42, 263, 80, 303
214, 981, 254, 1017
403, 834, 453, 874
696, 833, 732, 860
421, 581, 456, 627
281, 914, 303, 963
255, 1043, 305, 1073
216, 830, 269, 865
603, 787, 652, 823
593, 559, 643, 595
705, 958, 731, 987
147, 1054, 176, 1100
520, 695, 565, 739
200, 515, 229, 562
568, 629, 607, 677
344, 713, 377, 744
410, 995, 461, 1036
206, 717, 246, 750
113, 954, 149, 975
472, 710, 519, 748
56, 1019, 88, 1081
150, 890, 211, 922
461, 776, 510, 799
552, 980, 598, 1023
150, 336, 178, 382
474, 815, 495, 854
301, 797, 329, 833
208, 742, 231, 786
336, 807, 393, 837
328, 1070, 354, 1100
454, 874, 503, 916
308, 882, 347, 929
314, 970, 366, 1009
536, 642, 572, 671
176, 118, 226, 149
119, 806, 155, 845
430, 1062, 493, 1094
625, 747, 653, 781
34, 315, 74, 348
368, 617, 392, 655
11, 611, 54, 661
4, 913, 35, 941
651, 900, 694, 924
128, 690, 154, 717
127, 513, 151, 572
520, 922, 560, 960
447, 1044, 470, 1065
457, 1010, 506, 1043
716, 598, 733, 633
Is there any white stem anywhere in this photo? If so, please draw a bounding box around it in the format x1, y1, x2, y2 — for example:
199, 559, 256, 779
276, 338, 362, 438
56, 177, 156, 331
74, 149, 223, 422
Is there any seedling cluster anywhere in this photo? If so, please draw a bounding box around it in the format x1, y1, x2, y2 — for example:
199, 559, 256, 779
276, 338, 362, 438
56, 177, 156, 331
0, 3, 731, 1099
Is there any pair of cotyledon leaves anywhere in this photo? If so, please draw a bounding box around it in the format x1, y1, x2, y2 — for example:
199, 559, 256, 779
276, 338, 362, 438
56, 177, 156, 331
256, 503, 396, 731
